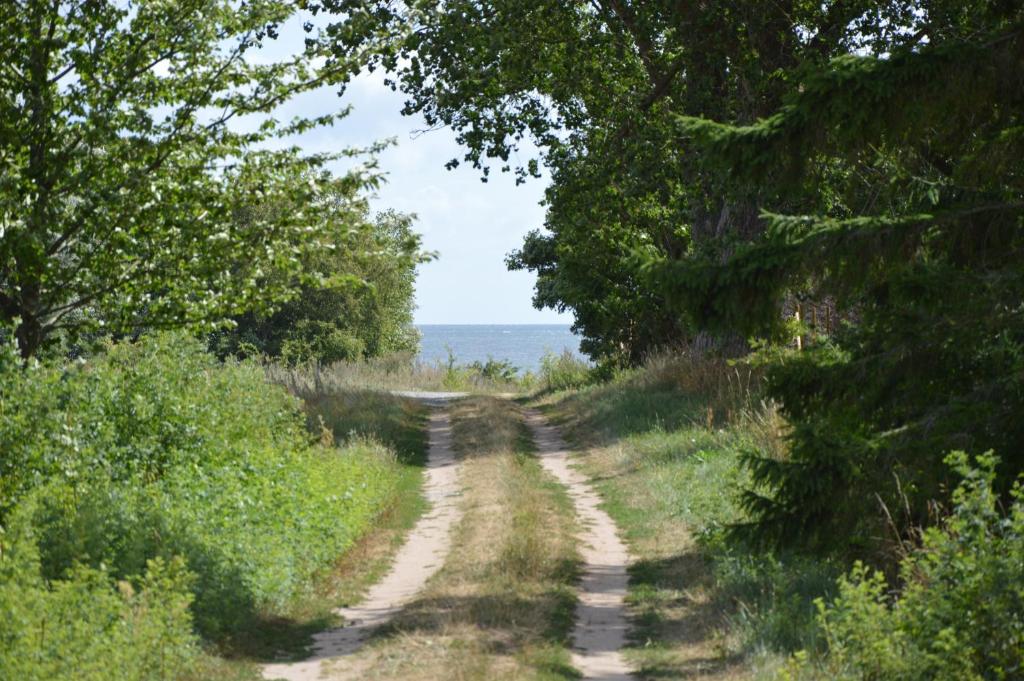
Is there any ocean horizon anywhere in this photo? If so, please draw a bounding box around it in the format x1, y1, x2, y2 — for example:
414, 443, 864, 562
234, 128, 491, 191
416, 324, 585, 373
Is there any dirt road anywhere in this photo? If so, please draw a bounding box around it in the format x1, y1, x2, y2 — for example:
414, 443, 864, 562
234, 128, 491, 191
525, 409, 635, 680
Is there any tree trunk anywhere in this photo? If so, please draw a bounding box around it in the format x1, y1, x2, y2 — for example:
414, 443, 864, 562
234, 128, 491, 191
15, 312, 43, 359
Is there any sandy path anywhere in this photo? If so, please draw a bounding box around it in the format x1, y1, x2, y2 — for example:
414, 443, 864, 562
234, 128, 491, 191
263, 406, 463, 681
524, 409, 635, 681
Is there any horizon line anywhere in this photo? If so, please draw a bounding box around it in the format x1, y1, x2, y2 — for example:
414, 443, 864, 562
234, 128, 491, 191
414, 321, 573, 326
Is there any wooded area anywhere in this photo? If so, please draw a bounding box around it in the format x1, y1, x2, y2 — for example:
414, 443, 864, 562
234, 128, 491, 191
1, 1, 1022, 679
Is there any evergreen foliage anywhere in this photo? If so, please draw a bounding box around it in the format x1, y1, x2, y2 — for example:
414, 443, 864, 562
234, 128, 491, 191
650, 4, 1024, 555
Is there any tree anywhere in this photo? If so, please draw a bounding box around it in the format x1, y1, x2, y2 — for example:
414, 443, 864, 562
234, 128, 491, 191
213, 205, 429, 365
0, 0, 371, 358
318, 0, 891, 363
646, 2, 1024, 555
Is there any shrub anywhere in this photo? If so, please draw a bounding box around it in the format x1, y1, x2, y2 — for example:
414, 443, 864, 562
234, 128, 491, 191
783, 452, 1024, 680
469, 356, 519, 383
0, 332, 404, 649
0, 501, 198, 681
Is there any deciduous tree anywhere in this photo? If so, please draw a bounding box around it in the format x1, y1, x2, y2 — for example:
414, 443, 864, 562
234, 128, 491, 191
0, 0, 371, 357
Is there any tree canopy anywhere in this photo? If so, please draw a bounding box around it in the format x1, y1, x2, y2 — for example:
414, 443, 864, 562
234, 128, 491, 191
319, 0, 923, 362
214, 206, 428, 365
0, 0, 373, 357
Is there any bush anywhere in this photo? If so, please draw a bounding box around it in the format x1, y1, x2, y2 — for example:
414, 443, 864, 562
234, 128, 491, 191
469, 356, 519, 383
0, 332, 404, 655
0, 501, 198, 681
783, 452, 1024, 680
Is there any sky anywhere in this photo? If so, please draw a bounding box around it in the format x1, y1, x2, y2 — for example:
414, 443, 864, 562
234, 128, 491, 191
251, 16, 573, 326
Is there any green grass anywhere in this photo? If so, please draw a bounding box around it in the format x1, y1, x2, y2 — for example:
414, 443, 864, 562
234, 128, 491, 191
531, 353, 837, 679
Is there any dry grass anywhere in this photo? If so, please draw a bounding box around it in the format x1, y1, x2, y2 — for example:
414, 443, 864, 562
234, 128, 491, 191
265, 353, 528, 395
325, 396, 580, 681
633, 349, 762, 430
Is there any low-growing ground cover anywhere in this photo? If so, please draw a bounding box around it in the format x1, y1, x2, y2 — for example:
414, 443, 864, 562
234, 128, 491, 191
0, 333, 427, 680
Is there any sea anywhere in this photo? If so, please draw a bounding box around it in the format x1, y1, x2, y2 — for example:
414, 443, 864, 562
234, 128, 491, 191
416, 324, 585, 373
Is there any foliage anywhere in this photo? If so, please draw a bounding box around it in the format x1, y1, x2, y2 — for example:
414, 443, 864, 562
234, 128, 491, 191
213, 208, 428, 365
1, 501, 198, 681
0, 333, 404, 649
0, 0, 376, 357
317, 0, 907, 363
538, 350, 592, 392
784, 453, 1024, 680
468, 357, 520, 383
642, 4, 1024, 556
269, 349, 543, 394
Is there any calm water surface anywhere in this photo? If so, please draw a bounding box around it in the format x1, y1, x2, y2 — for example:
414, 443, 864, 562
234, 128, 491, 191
416, 324, 584, 373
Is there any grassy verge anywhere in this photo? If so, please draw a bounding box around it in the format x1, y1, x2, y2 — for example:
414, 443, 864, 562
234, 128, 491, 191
209, 390, 431, 677
331, 396, 581, 680
0, 334, 432, 681
530, 355, 837, 680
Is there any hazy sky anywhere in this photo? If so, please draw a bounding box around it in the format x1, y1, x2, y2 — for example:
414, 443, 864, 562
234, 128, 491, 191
254, 17, 572, 326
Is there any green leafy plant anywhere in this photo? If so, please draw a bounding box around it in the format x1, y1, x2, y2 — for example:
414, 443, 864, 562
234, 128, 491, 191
0, 332, 406, 656
784, 452, 1024, 680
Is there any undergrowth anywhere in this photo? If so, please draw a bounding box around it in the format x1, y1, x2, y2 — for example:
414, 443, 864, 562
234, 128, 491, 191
0, 332, 418, 679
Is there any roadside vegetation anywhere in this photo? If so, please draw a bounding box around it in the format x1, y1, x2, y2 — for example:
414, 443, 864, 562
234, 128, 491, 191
0, 333, 428, 680
269, 348, 591, 395
534, 352, 1024, 679
331, 396, 580, 680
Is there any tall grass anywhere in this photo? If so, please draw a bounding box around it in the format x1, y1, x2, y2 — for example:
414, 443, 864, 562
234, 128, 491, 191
266, 348, 597, 396
266, 351, 531, 394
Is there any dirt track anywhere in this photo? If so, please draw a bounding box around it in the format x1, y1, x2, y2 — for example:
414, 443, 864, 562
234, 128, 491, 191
263, 397, 634, 680
525, 409, 635, 680
262, 406, 463, 681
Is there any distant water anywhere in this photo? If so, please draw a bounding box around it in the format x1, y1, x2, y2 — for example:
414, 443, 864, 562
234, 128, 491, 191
416, 324, 584, 373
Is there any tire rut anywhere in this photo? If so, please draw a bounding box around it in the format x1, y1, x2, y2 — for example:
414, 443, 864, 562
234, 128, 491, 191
263, 407, 462, 681
524, 409, 635, 681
